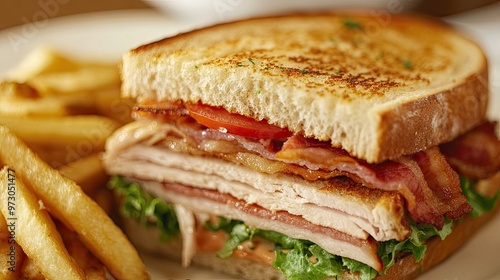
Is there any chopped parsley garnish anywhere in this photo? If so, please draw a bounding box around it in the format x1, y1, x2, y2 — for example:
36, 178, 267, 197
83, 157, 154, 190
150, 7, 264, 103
402, 58, 412, 69
344, 19, 362, 29
248, 58, 255, 65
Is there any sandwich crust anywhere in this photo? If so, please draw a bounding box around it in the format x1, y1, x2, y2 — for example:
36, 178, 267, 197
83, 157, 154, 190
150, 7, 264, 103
121, 12, 488, 163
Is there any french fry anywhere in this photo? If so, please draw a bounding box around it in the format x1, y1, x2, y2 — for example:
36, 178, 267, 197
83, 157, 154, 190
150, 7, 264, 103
0, 241, 21, 280
0, 96, 73, 117
0, 212, 7, 239
58, 153, 108, 196
0, 212, 24, 280
19, 256, 44, 280
6, 46, 120, 97
94, 87, 134, 124
58, 222, 107, 280
0, 167, 84, 279
30, 64, 120, 95
91, 188, 115, 216
0, 80, 39, 98
17, 223, 109, 280
0, 81, 100, 116
25, 143, 78, 169
6, 46, 80, 82
0, 126, 149, 279
0, 115, 119, 152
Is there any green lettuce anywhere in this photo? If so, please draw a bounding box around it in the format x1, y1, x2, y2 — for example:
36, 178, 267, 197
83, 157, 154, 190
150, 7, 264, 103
108, 176, 179, 241
207, 216, 451, 280
378, 218, 453, 274
461, 176, 499, 217
378, 176, 499, 274
206, 218, 375, 280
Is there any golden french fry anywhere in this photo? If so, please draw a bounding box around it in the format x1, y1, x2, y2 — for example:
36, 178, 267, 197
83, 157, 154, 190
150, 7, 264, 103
30, 64, 120, 95
58, 153, 108, 196
25, 143, 79, 169
0, 126, 149, 279
0, 240, 23, 280
0, 212, 7, 239
0, 212, 24, 280
91, 188, 115, 216
0, 167, 84, 279
19, 256, 44, 280
6, 46, 120, 96
6, 46, 80, 82
94, 87, 134, 124
0, 96, 72, 116
16, 223, 107, 280
0, 80, 39, 99
0, 115, 119, 152
0, 81, 100, 116
58, 222, 107, 280
0, 95, 100, 117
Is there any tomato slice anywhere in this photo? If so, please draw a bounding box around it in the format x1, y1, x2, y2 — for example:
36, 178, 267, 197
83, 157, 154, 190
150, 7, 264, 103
185, 102, 292, 139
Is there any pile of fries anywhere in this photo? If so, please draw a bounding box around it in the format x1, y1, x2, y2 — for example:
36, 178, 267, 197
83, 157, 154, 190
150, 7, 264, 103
0, 47, 147, 279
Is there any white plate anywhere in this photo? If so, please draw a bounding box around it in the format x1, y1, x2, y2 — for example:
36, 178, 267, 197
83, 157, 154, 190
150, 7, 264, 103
0, 8, 499, 280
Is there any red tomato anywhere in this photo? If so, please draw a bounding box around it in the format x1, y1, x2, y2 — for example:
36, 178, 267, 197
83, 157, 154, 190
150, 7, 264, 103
185, 102, 292, 139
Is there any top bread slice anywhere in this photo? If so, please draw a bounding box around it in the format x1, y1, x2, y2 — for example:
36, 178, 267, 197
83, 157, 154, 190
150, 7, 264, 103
121, 12, 488, 163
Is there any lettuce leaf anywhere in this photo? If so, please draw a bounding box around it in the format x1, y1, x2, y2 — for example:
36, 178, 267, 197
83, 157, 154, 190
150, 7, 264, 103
108, 176, 179, 241
460, 176, 499, 217
379, 176, 499, 274
378, 217, 453, 274
207, 217, 452, 279
342, 257, 378, 280
206, 219, 373, 280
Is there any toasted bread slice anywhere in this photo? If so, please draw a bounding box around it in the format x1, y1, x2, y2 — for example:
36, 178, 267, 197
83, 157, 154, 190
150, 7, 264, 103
121, 13, 488, 163
122, 173, 500, 280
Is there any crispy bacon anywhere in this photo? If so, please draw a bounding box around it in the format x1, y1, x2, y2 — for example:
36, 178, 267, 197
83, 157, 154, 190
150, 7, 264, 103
277, 136, 470, 229
134, 101, 188, 120
441, 122, 500, 179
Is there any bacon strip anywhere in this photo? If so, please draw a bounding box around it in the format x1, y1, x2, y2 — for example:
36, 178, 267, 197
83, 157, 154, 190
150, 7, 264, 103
277, 136, 470, 229
441, 122, 500, 179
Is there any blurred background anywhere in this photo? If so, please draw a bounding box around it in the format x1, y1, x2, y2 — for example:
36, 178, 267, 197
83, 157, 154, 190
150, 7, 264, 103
1, 0, 499, 30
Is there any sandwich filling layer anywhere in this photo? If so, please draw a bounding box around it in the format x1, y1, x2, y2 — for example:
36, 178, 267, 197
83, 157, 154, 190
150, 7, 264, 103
107, 108, 474, 229
104, 106, 499, 272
